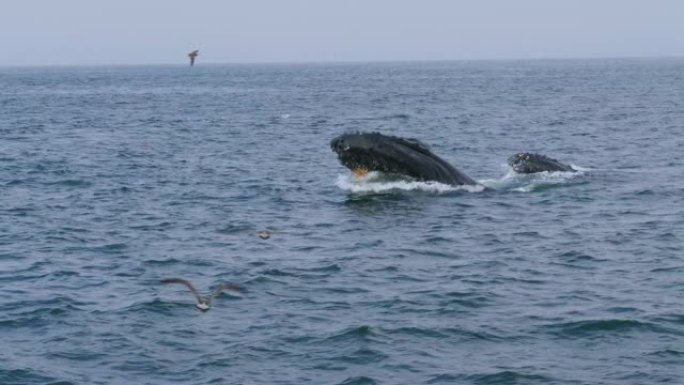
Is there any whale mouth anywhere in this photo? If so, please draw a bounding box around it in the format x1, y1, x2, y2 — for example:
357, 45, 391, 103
353, 167, 370, 177
508, 153, 531, 173
330, 134, 398, 175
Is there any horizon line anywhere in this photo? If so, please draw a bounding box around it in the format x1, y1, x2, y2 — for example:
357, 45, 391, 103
1, 54, 683, 69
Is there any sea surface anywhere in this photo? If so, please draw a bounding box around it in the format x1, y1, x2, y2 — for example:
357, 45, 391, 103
1, 59, 683, 385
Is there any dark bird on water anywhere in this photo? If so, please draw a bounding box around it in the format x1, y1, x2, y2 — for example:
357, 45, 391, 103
188, 50, 199, 66
161, 278, 246, 311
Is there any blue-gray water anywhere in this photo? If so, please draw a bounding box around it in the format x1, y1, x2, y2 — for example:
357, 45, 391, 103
1, 59, 683, 385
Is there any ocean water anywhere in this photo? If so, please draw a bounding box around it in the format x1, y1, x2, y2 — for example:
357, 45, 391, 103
1, 59, 683, 385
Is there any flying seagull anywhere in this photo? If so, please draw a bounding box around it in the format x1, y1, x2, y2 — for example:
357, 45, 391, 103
188, 50, 199, 66
161, 278, 246, 311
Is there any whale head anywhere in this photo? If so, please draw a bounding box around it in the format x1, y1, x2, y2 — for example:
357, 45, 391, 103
330, 132, 477, 185
331, 132, 431, 176
508, 152, 575, 173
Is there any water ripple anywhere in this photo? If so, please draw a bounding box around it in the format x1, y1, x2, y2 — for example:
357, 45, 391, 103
542, 319, 672, 338
2, 60, 683, 385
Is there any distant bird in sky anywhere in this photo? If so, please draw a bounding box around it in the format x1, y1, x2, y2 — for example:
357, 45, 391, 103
188, 50, 199, 66
161, 278, 246, 311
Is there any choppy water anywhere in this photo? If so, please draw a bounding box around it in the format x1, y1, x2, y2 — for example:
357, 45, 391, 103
1, 59, 683, 385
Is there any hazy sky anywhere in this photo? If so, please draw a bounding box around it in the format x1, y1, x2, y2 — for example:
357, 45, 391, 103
2, 0, 683, 66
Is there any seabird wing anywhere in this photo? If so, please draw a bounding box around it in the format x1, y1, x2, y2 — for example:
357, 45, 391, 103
161, 278, 202, 303
208, 282, 247, 304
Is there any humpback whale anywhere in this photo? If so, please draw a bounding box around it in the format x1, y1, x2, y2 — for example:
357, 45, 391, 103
188, 50, 199, 66
508, 153, 576, 173
330, 132, 478, 186
161, 278, 246, 311
331, 132, 579, 186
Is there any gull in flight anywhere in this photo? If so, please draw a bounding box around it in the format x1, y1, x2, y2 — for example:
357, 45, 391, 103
161, 278, 246, 311
188, 50, 199, 66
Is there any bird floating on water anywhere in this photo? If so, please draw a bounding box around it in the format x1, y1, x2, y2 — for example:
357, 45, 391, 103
188, 50, 199, 66
161, 278, 246, 311
257, 230, 271, 240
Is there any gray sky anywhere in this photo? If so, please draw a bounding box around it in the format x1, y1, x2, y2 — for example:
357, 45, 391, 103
1, 0, 683, 66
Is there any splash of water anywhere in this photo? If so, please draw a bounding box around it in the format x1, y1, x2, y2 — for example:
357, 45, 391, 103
335, 173, 485, 194
335, 166, 586, 194
486, 166, 585, 192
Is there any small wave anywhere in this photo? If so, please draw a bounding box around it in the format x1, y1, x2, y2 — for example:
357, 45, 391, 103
383, 326, 449, 339
437, 290, 495, 309
44, 179, 93, 188
651, 313, 684, 326
0, 368, 67, 385
335, 376, 378, 385
48, 350, 107, 362
466, 370, 553, 384
382, 325, 505, 342
5, 178, 30, 187
215, 223, 253, 235
426, 373, 464, 384
646, 349, 683, 359
300, 263, 342, 273
91, 242, 128, 253
120, 298, 183, 315
260, 268, 296, 277
383, 113, 411, 120
142, 257, 183, 266
0, 297, 86, 329
381, 320, 507, 341
543, 318, 665, 338
309, 118, 328, 127
259, 264, 345, 281
324, 325, 376, 343
552, 250, 607, 268
427, 370, 553, 384
243, 275, 289, 286
483, 167, 585, 192
335, 173, 484, 194
333, 347, 388, 365
128, 221, 173, 231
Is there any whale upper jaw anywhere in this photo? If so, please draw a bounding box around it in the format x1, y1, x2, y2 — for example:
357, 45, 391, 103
331, 135, 397, 175
330, 132, 478, 186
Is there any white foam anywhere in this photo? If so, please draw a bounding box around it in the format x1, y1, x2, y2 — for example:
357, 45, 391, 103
335, 173, 485, 194
495, 165, 585, 192
334, 165, 587, 195
570, 164, 590, 172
